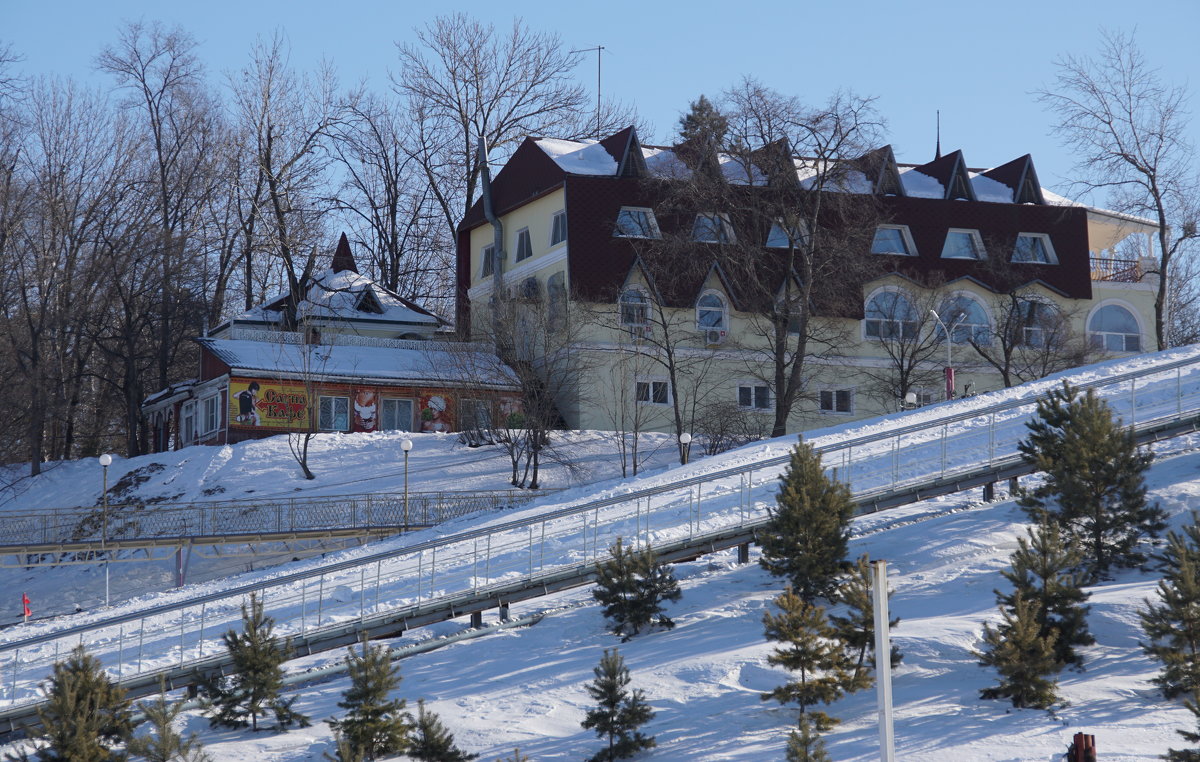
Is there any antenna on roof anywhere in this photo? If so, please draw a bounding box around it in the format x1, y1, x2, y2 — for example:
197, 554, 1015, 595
571, 45, 605, 140
935, 110, 942, 161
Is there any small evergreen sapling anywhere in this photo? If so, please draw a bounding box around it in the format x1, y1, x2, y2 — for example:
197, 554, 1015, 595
785, 714, 832, 762
1142, 514, 1200, 699
201, 593, 310, 731
592, 537, 681, 641
408, 700, 478, 761
580, 649, 656, 762
997, 521, 1093, 670
127, 683, 211, 762
328, 640, 411, 761
976, 592, 1061, 710
829, 554, 902, 689
28, 645, 133, 762
1018, 381, 1165, 577
761, 586, 853, 732
759, 439, 855, 603
1164, 688, 1200, 761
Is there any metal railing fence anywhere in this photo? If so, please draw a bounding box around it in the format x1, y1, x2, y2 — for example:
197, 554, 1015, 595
3, 347, 1200, 709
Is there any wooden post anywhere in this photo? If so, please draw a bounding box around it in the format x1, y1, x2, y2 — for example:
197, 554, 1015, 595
873, 560, 895, 762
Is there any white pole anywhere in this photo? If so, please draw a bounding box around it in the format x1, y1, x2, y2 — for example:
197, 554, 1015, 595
873, 559, 895, 761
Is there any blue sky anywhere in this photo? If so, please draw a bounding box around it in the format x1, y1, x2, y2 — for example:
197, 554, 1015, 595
6, 0, 1198, 200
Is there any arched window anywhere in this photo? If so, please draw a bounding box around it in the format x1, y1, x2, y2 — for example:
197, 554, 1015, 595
696, 291, 727, 330
1089, 304, 1141, 352
865, 290, 918, 340
937, 295, 991, 345
619, 288, 649, 328
1014, 299, 1061, 348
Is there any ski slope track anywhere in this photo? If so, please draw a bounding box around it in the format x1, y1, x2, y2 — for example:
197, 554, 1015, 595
3, 346, 1200, 737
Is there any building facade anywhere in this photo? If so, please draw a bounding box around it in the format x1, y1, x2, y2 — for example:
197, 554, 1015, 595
456, 127, 1159, 437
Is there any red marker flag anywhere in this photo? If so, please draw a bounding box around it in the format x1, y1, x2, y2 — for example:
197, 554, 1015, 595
21, 593, 30, 619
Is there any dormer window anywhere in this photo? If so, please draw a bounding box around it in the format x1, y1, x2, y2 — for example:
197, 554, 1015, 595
480, 244, 495, 277
619, 288, 650, 328
1012, 233, 1057, 264
941, 229, 985, 260
355, 289, 384, 314
550, 210, 567, 246
870, 225, 916, 256
614, 207, 660, 239
693, 213, 735, 244
514, 228, 532, 262
696, 291, 727, 330
766, 219, 808, 249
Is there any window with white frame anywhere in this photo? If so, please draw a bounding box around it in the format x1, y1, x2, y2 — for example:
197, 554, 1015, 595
480, 244, 495, 277
1014, 299, 1060, 348
201, 395, 219, 434
819, 388, 854, 414
514, 228, 532, 262
696, 291, 727, 330
766, 219, 808, 249
619, 288, 649, 328
738, 383, 771, 410
941, 229, 985, 260
865, 290, 919, 340
380, 398, 414, 432
1012, 233, 1057, 264
1088, 304, 1141, 352
181, 401, 196, 444
614, 207, 660, 238
693, 213, 735, 244
550, 210, 567, 246
635, 378, 671, 405
870, 224, 916, 256
937, 295, 992, 345
319, 395, 350, 431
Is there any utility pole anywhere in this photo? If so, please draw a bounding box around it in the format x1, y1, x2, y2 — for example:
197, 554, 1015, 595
873, 559, 895, 761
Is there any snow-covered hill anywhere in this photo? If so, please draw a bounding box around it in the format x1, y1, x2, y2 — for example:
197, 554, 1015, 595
3, 402, 1200, 758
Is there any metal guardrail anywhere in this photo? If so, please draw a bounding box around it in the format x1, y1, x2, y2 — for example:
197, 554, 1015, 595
0, 490, 547, 553
2, 346, 1200, 715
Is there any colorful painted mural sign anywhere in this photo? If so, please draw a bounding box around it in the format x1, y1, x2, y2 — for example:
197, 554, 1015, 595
229, 379, 311, 429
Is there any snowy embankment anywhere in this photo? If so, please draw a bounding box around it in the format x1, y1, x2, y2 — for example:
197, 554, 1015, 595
3, 347, 1200, 758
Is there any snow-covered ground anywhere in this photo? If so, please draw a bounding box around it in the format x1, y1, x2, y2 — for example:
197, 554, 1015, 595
4, 348, 1200, 759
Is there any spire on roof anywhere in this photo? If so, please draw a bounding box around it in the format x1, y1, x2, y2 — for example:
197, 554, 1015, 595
935, 110, 942, 161
331, 232, 359, 274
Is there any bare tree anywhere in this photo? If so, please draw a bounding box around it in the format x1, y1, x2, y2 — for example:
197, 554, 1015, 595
967, 288, 1092, 388
328, 94, 451, 312
704, 81, 884, 436
857, 284, 944, 411
1040, 29, 1200, 350
229, 33, 355, 326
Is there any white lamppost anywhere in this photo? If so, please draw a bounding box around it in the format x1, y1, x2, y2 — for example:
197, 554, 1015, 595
99, 453, 113, 606
929, 309, 965, 401
400, 438, 413, 529
679, 432, 692, 465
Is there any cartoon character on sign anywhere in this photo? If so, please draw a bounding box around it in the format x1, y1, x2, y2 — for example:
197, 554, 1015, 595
354, 389, 378, 432
235, 381, 261, 425
420, 395, 450, 433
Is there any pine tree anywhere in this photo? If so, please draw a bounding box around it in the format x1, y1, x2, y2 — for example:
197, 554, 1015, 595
27, 645, 133, 762
785, 714, 831, 762
997, 521, 1094, 670
676, 94, 728, 180
761, 586, 853, 731
328, 640, 411, 761
1018, 381, 1165, 577
127, 684, 210, 762
1165, 688, 1200, 761
759, 439, 855, 603
1142, 514, 1200, 699
976, 592, 1061, 710
408, 700, 478, 762
201, 593, 310, 731
580, 649, 656, 762
493, 750, 530, 762
592, 537, 682, 642
829, 554, 902, 689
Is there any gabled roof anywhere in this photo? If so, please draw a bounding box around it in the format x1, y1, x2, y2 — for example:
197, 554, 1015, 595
853, 145, 905, 197
905, 150, 975, 201
980, 155, 1046, 205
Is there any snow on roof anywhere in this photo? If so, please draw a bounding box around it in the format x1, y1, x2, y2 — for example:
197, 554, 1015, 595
536, 138, 619, 176
898, 167, 944, 199
298, 268, 439, 325
969, 173, 1015, 204
1042, 188, 1160, 228
199, 338, 518, 389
